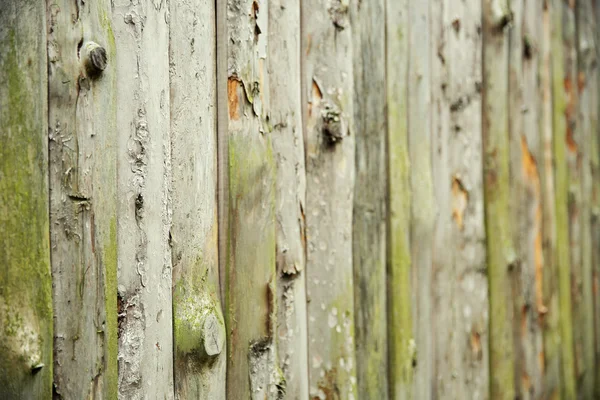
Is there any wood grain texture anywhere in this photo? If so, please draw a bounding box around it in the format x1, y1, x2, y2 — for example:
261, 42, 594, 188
385, 1, 414, 399
508, 1, 546, 398
268, 1, 309, 399
111, 1, 174, 397
482, 1, 516, 399
550, 1, 577, 397
408, 1, 435, 398
169, 0, 225, 398
0, 2, 53, 398
302, 0, 358, 398
431, 0, 489, 398
350, 1, 388, 398
47, 0, 118, 397
225, 0, 279, 398
575, 1, 597, 397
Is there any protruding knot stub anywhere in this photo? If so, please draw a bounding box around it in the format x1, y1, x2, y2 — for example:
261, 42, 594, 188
82, 41, 107, 77
321, 105, 346, 145
202, 312, 225, 357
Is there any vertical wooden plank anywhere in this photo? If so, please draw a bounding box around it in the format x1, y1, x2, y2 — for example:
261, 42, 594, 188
592, 5, 600, 398
431, 0, 488, 398
0, 2, 52, 398
508, 0, 546, 397
268, 1, 309, 399
111, 1, 174, 397
550, 0, 578, 397
386, 1, 414, 399
539, 1, 563, 396
225, 0, 279, 398
169, 0, 225, 398
576, 0, 597, 397
47, 0, 118, 397
408, 1, 435, 398
301, 0, 358, 398
482, 1, 516, 399
350, 1, 388, 398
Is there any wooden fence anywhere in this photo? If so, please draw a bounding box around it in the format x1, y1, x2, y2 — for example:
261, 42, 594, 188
1, 0, 599, 399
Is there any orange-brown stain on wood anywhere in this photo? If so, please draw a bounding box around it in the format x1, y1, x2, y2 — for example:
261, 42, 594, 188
470, 330, 482, 360
522, 373, 532, 393
538, 350, 545, 375
520, 136, 548, 317
577, 71, 585, 94
228, 78, 240, 120
308, 79, 322, 117
451, 176, 468, 230
564, 77, 577, 154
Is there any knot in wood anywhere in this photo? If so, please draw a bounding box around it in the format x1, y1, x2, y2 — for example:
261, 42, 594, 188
321, 105, 345, 145
82, 41, 107, 78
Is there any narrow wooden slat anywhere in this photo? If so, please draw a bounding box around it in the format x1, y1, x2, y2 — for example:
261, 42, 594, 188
268, 1, 309, 398
111, 1, 174, 397
482, 1, 516, 399
550, 0, 578, 397
169, 0, 225, 398
408, 1, 435, 398
301, 0, 358, 397
385, 1, 414, 398
431, 0, 489, 397
225, 0, 279, 398
508, 0, 546, 397
47, 0, 118, 397
0, 2, 52, 397
592, 5, 600, 398
576, 0, 597, 396
350, 1, 388, 398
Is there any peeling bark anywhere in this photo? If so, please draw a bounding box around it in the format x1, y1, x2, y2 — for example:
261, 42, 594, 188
431, 0, 489, 398
302, 0, 358, 398
0, 1, 53, 398
268, 1, 309, 399
169, 0, 225, 398
111, 1, 174, 398
47, 0, 118, 397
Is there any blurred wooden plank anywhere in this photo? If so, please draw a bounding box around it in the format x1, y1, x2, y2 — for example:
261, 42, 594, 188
0, 2, 53, 397
431, 0, 489, 397
385, 1, 414, 398
47, 0, 118, 397
302, 0, 358, 397
169, 0, 225, 398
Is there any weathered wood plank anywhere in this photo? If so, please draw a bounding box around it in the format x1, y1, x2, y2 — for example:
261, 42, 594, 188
302, 0, 358, 398
575, 1, 597, 397
431, 0, 489, 398
592, 5, 600, 398
350, 1, 388, 398
169, 1, 225, 398
508, 0, 546, 397
267, 1, 309, 399
539, 1, 563, 396
385, 1, 414, 399
47, 0, 118, 397
550, 0, 577, 397
482, 1, 516, 399
408, 1, 435, 398
225, 0, 279, 398
0, 2, 53, 398
111, 1, 174, 397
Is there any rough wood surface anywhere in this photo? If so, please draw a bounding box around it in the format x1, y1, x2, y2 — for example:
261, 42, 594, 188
169, 0, 225, 398
47, 0, 118, 398
431, 0, 489, 398
0, 2, 53, 398
550, 1, 577, 397
111, 1, 174, 398
508, 1, 546, 398
575, 1, 597, 397
267, 1, 309, 399
592, 5, 600, 398
385, 1, 414, 399
302, 0, 358, 398
408, 1, 435, 398
225, 0, 279, 398
482, 1, 516, 399
350, 1, 388, 398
